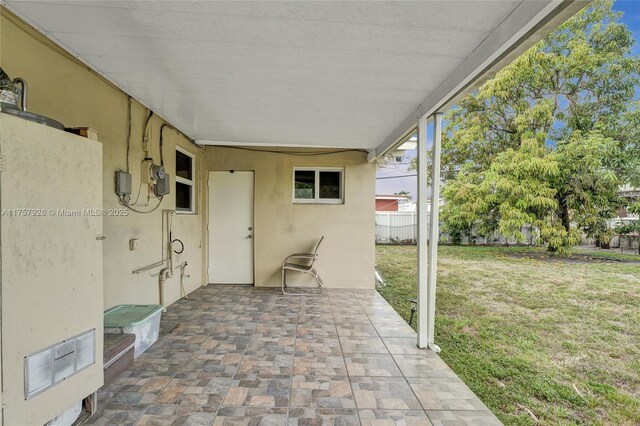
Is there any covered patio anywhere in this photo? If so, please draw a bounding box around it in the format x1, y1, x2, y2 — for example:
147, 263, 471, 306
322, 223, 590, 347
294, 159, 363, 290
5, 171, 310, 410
93, 286, 498, 425
0, 1, 587, 424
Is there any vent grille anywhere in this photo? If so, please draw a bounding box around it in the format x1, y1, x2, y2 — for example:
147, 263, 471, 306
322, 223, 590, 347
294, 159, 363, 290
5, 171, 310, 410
76, 331, 95, 370
25, 350, 52, 397
24, 329, 95, 399
53, 340, 76, 382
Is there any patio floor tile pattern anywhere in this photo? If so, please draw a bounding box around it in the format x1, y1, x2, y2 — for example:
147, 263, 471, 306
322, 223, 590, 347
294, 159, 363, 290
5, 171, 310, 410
344, 354, 403, 377
214, 406, 288, 425
288, 408, 360, 425
358, 409, 432, 426
338, 336, 388, 354
88, 286, 501, 425
290, 375, 355, 408
349, 377, 422, 410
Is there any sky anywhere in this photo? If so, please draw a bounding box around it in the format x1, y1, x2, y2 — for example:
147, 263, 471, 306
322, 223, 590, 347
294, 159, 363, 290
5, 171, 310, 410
375, 0, 640, 200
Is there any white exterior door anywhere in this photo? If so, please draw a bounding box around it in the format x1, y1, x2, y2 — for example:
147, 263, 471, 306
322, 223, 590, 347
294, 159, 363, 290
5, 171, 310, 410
208, 171, 254, 284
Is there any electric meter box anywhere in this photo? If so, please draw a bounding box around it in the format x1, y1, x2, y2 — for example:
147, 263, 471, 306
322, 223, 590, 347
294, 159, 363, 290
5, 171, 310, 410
115, 171, 132, 196
156, 174, 170, 196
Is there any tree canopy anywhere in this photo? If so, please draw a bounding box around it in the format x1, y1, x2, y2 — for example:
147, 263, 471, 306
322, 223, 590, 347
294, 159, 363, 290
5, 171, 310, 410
432, 0, 640, 255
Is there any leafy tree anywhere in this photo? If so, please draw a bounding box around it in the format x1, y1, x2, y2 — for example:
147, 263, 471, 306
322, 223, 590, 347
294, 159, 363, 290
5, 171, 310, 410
429, 0, 639, 255
394, 190, 413, 201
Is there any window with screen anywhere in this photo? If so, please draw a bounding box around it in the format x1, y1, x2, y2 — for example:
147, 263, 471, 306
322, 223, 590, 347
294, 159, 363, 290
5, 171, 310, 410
176, 147, 195, 213
293, 168, 344, 204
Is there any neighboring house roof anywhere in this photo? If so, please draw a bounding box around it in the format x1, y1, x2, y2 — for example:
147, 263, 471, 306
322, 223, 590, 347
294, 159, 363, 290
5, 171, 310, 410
376, 194, 408, 200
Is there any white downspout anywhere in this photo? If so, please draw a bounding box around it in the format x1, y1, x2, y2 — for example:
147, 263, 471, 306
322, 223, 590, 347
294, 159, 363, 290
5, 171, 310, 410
159, 267, 170, 312
158, 209, 175, 312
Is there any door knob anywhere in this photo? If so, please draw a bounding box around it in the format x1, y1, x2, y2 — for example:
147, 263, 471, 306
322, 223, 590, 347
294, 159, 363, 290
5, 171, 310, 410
248, 227, 253, 231
247, 234, 253, 239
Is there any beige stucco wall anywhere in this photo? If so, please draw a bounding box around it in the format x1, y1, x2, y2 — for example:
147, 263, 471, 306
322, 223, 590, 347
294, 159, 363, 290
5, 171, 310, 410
1, 8, 376, 299
205, 147, 376, 289
1, 9, 207, 310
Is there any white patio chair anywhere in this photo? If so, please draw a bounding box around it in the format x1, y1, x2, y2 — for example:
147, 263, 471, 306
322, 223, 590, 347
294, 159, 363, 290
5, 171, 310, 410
281, 236, 324, 295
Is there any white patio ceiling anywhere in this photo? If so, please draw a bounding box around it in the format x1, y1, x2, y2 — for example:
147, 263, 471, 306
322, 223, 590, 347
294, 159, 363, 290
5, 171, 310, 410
3, 1, 583, 154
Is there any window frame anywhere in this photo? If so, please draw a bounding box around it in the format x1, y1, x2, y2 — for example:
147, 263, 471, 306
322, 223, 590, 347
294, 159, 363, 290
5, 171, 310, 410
175, 146, 196, 214
292, 167, 344, 204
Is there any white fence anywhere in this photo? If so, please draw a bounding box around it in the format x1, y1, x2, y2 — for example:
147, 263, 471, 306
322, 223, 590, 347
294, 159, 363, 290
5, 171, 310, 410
582, 234, 639, 254
375, 212, 420, 244
375, 211, 537, 245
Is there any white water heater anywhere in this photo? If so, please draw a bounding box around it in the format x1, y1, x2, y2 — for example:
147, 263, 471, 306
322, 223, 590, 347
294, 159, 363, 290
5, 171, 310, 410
0, 114, 104, 425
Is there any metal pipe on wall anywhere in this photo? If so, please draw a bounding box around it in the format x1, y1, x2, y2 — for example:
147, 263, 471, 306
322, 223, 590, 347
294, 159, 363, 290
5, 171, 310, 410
178, 261, 189, 300
13, 77, 27, 111
158, 209, 177, 311
164, 209, 175, 275
132, 259, 166, 274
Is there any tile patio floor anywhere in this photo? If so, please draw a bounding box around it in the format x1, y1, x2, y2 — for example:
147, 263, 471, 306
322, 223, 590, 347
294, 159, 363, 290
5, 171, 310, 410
89, 286, 501, 425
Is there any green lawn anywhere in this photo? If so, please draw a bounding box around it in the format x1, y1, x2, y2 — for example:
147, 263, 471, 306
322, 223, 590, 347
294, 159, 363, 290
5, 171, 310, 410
376, 245, 640, 426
